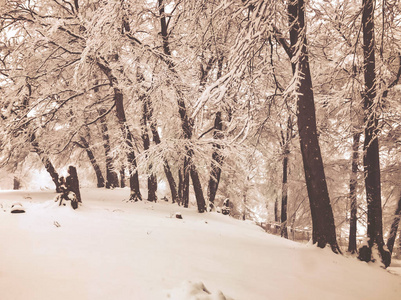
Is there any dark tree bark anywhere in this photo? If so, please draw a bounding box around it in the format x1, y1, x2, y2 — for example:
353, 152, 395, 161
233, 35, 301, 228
98, 108, 119, 189
274, 197, 280, 223
158, 0, 206, 212
76, 136, 105, 188
182, 159, 190, 208
280, 117, 293, 239
348, 132, 360, 253
120, 166, 126, 188
208, 112, 223, 206
141, 95, 157, 202
288, 0, 340, 252
280, 146, 289, 239
178, 167, 184, 205
357, 0, 391, 268
13, 177, 21, 190
97, 61, 142, 201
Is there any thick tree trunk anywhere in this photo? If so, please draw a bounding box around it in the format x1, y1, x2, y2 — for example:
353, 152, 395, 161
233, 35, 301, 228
78, 136, 105, 188
288, 0, 339, 252
97, 61, 142, 201
348, 132, 360, 253
208, 112, 223, 205
99, 109, 119, 189
358, 0, 391, 267
66, 165, 81, 206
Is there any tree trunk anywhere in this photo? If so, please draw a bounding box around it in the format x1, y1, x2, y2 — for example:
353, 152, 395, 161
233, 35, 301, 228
120, 167, 126, 188
208, 112, 223, 205
281, 147, 289, 239
178, 167, 184, 204
274, 197, 280, 223
190, 154, 206, 213
358, 0, 391, 267
146, 92, 178, 203
66, 165, 81, 206
182, 159, 190, 208
158, 0, 206, 212
141, 95, 157, 202
348, 132, 360, 253
36, 157, 60, 188
98, 109, 119, 189
97, 61, 142, 201
31, 138, 61, 193
13, 177, 21, 190
288, 0, 340, 252
387, 195, 401, 254
78, 136, 105, 188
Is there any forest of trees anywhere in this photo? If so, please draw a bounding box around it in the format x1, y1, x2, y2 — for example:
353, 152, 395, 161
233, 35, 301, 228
1, 0, 401, 267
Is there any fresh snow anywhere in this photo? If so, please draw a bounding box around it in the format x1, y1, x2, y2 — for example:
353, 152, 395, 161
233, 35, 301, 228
1, 188, 401, 300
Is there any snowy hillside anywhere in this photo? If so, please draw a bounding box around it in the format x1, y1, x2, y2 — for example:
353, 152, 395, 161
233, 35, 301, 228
1, 188, 401, 300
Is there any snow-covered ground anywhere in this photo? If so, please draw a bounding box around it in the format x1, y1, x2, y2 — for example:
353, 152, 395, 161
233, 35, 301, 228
1, 188, 401, 300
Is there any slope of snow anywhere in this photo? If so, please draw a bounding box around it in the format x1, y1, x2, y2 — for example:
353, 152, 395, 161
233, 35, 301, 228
1, 188, 401, 300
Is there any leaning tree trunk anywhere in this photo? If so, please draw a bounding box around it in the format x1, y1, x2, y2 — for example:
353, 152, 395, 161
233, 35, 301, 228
348, 132, 360, 253
97, 61, 142, 201
357, 0, 391, 267
288, 0, 340, 252
31, 136, 62, 193
99, 109, 119, 189
77, 136, 105, 188
158, 0, 206, 212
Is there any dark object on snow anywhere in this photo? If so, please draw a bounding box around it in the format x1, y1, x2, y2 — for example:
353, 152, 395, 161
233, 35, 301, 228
208, 201, 215, 212
162, 196, 169, 202
66, 166, 82, 204
222, 198, 230, 215
175, 212, 183, 219
11, 202, 25, 214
